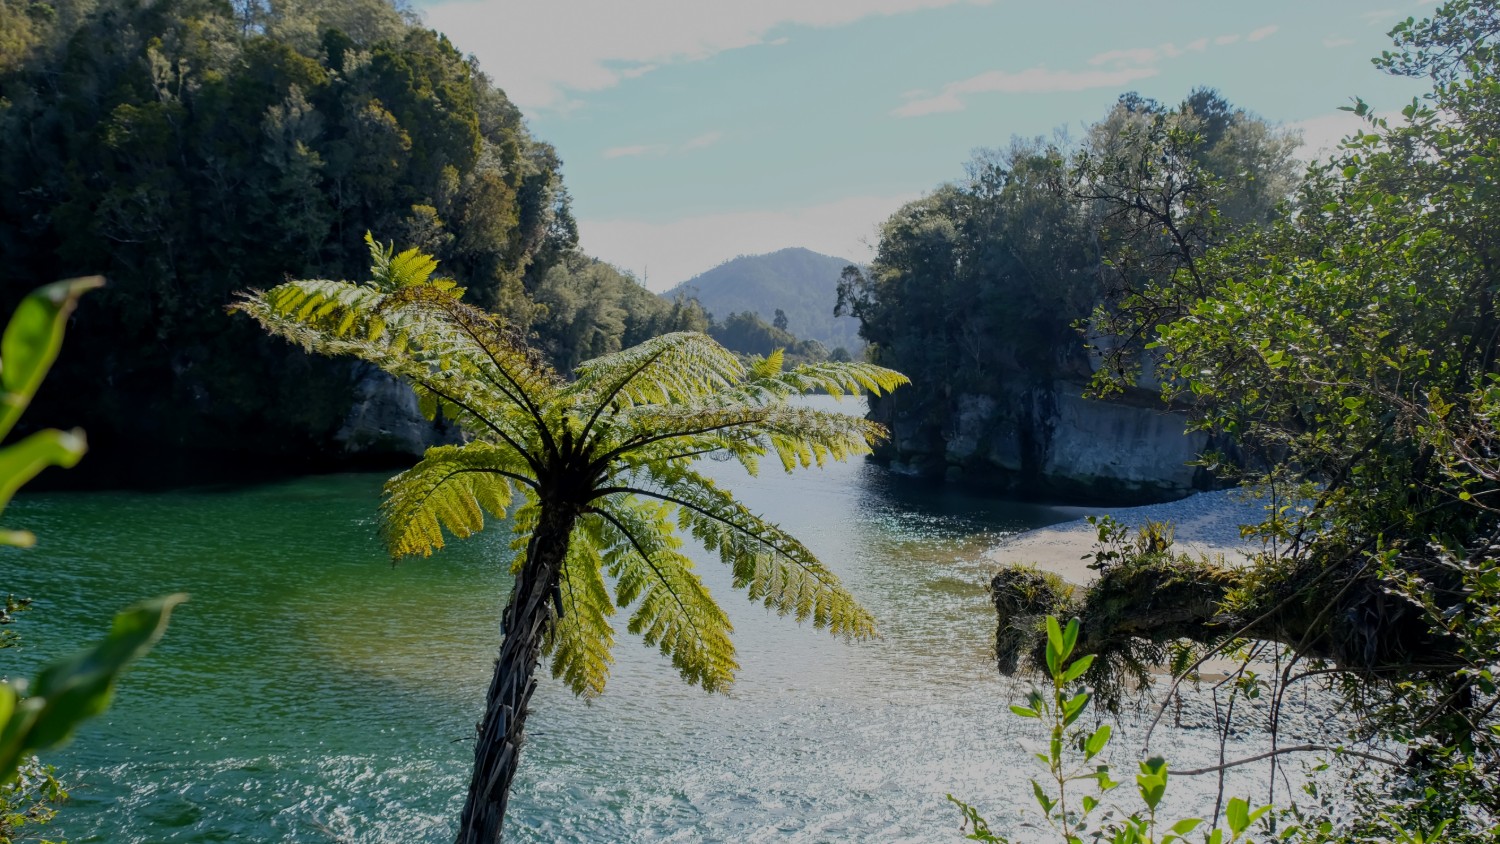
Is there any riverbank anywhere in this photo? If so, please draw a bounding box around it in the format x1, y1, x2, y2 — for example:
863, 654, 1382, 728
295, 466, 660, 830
984, 488, 1268, 584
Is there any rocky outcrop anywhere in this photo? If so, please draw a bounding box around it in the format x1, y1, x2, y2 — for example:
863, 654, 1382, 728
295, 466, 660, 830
871, 380, 1212, 504
335, 364, 464, 457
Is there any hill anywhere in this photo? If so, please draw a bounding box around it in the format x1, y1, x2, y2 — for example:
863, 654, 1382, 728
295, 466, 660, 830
663, 248, 864, 353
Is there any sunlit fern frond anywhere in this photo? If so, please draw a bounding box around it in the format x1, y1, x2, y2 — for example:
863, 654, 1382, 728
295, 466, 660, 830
380, 443, 528, 559
605, 403, 888, 473
379, 284, 564, 409
568, 332, 746, 416
586, 495, 738, 692
600, 468, 877, 640
365, 231, 463, 294
236, 279, 389, 341
542, 526, 616, 698
729, 359, 910, 405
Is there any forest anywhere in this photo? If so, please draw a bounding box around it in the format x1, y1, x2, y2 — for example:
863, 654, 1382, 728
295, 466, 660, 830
0, 0, 842, 482
3, 0, 1500, 842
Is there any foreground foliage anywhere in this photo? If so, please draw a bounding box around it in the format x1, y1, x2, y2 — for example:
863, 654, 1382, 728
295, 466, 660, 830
954, 617, 1273, 844
236, 238, 907, 842
991, 2, 1500, 838
0, 279, 182, 841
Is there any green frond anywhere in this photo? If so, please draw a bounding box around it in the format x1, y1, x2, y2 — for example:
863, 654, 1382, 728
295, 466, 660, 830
748, 348, 785, 380
380, 443, 525, 559
238, 270, 561, 459
364, 231, 465, 294
729, 360, 910, 405
542, 529, 616, 698
232, 278, 389, 342
568, 332, 746, 416
588, 496, 738, 692
606, 403, 888, 473
609, 469, 877, 640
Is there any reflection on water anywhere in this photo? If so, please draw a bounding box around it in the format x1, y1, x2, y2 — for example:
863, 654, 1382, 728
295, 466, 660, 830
3, 398, 1272, 842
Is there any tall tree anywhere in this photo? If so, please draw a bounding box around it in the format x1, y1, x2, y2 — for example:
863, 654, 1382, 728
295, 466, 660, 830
234, 239, 907, 842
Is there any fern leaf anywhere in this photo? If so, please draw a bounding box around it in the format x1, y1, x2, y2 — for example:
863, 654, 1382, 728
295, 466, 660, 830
607, 468, 876, 640
380, 443, 525, 559
541, 531, 616, 698
589, 496, 738, 692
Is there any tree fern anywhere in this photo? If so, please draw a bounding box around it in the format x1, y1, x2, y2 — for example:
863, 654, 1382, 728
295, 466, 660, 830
233, 241, 907, 843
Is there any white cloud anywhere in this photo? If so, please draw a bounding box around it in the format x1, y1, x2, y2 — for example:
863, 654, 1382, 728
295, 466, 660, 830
602, 130, 726, 159
1089, 46, 1160, 67
901, 25, 1275, 119
893, 67, 1159, 117
603, 144, 667, 159
421, 0, 993, 110
1361, 9, 1396, 26
1323, 35, 1356, 48
579, 193, 920, 291
681, 130, 726, 150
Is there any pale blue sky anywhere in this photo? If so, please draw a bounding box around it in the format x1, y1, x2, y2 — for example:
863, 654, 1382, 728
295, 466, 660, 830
416, 1, 1436, 289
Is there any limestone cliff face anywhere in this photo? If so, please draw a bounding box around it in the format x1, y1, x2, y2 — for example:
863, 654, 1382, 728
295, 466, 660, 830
335, 364, 464, 457
870, 381, 1211, 504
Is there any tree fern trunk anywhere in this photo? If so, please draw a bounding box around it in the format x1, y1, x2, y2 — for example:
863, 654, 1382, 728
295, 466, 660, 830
456, 503, 577, 844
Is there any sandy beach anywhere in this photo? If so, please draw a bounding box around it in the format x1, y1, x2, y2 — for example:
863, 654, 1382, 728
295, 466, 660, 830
985, 488, 1270, 585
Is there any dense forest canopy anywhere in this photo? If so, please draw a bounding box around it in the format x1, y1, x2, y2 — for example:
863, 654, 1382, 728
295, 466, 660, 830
0, 0, 711, 477
837, 90, 1302, 462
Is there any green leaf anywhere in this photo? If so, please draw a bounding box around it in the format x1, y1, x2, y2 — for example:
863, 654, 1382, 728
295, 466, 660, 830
1170, 818, 1203, 835
0, 594, 185, 782
0, 428, 87, 546
0, 277, 103, 438
1009, 704, 1038, 718
1084, 723, 1111, 758
1061, 653, 1095, 683
1226, 797, 1249, 837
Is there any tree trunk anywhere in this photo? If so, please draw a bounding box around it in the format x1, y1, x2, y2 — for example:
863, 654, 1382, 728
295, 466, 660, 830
455, 502, 578, 844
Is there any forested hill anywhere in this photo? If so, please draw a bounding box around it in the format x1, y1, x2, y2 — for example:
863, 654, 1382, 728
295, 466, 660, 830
0, 0, 707, 483
663, 248, 863, 355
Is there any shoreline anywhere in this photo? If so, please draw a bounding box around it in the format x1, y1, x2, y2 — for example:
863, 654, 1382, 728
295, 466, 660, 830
985, 488, 1268, 585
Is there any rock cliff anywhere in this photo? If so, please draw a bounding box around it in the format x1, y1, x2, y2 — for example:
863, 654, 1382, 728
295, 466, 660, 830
870, 380, 1212, 504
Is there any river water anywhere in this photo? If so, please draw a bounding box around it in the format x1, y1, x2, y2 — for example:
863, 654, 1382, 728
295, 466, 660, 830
3, 400, 1315, 842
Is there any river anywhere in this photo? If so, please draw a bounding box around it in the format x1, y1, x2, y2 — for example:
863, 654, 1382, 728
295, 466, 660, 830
3, 399, 1311, 842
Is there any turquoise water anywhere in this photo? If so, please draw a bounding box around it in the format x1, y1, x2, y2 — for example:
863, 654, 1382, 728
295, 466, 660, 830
4, 412, 1091, 842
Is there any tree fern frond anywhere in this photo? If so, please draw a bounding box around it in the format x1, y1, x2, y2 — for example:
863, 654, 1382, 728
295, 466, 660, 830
729, 360, 911, 405
542, 530, 616, 698
748, 348, 785, 380
364, 231, 462, 293
380, 444, 527, 559
600, 469, 877, 640
603, 404, 888, 473
568, 332, 746, 421
587, 497, 738, 692
233, 279, 389, 342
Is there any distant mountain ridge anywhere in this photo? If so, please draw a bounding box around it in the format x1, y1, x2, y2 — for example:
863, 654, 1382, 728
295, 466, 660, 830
663, 248, 864, 352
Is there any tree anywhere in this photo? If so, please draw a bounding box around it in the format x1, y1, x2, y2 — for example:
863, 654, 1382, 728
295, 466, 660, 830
991, 3, 1500, 836
234, 238, 907, 842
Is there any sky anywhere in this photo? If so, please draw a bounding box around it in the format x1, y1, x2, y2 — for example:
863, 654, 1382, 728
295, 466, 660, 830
413, 0, 1438, 291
